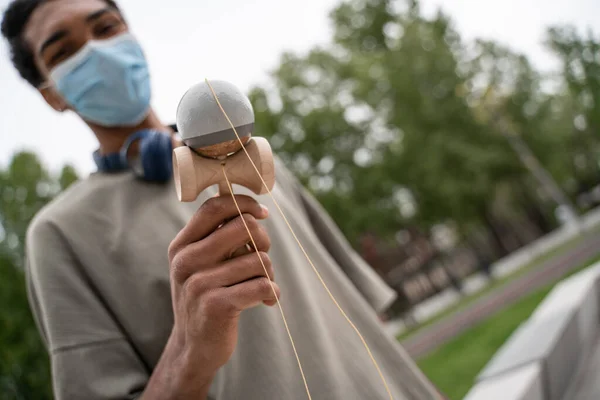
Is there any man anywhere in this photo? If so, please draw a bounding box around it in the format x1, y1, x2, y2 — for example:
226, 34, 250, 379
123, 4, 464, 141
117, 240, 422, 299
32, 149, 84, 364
1, 1, 441, 399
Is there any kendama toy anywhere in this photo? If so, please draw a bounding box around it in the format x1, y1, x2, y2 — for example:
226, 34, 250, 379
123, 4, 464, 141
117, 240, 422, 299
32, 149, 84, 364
172, 79, 275, 201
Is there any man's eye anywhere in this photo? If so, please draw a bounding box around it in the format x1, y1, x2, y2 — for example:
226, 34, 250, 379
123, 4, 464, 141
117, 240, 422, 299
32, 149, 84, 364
96, 23, 118, 36
50, 49, 69, 65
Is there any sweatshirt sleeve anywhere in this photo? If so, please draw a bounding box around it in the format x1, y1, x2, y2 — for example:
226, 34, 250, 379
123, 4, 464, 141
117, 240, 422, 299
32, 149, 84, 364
25, 216, 148, 400
294, 183, 397, 314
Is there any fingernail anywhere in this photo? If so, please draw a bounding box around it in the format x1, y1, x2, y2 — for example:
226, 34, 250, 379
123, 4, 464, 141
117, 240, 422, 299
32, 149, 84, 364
260, 204, 269, 216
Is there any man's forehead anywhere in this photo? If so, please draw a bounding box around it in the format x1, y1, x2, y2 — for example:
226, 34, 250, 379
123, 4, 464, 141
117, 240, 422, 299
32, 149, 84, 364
24, 0, 111, 47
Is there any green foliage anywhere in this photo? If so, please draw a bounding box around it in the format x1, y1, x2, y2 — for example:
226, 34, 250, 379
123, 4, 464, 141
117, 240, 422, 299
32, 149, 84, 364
251, 0, 600, 244
0, 253, 52, 400
59, 165, 79, 191
545, 26, 600, 189
546, 26, 600, 140
0, 152, 80, 399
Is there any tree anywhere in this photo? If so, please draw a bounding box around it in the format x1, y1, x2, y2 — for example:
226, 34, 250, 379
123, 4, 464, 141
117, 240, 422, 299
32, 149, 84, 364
0, 151, 79, 399
0, 252, 52, 400
545, 25, 600, 196
251, 0, 525, 244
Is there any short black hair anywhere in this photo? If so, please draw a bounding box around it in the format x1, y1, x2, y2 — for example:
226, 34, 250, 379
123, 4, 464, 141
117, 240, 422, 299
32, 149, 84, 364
1, 0, 120, 87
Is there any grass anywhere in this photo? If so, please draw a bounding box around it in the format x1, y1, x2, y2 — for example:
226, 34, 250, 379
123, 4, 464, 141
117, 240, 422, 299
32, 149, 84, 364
415, 253, 600, 400
398, 228, 599, 342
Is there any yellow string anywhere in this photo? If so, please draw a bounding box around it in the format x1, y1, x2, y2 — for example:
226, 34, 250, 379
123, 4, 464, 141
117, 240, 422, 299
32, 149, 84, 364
206, 79, 394, 400
221, 164, 312, 400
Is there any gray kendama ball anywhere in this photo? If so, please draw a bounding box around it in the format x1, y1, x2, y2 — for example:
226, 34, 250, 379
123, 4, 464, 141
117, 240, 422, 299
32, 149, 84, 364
176, 80, 254, 158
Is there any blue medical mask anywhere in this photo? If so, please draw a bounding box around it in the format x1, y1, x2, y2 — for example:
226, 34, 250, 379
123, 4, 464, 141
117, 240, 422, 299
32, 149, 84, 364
48, 32, 151, 127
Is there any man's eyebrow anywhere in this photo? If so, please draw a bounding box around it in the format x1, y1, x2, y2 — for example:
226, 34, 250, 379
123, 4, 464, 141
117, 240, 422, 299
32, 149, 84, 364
39, 30, 68, 56
85, 7, 112, 23
38, 8, 117, 56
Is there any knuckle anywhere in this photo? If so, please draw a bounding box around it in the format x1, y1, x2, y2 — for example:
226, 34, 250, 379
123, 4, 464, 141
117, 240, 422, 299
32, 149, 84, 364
231, 215, 246, 233
184, 273, 207, 300
257, 225, 271, 249
256, 277, 273, 295
200, 290, 218, 313
167, 240, 180, 263
202, 197, 226, 217
237, 194, 256, 208
202, 291, 236, 316
256, 251, 271, 268
248, 252, 272, 278
170, 251, 188, 282
242, 213, 258, 231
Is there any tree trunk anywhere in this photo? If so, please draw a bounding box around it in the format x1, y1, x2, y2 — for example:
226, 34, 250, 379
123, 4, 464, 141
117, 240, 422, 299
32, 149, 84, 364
523, 203, 553, 234
516, 182, 557, 234
481, 208, 511, 259
467, 235, 494, 278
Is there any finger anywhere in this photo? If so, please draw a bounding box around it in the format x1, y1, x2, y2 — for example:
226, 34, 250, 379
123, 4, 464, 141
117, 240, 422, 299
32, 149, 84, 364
263, 298, 278, 307
207, 214, 270, 261
230, 244, 253, 259
218, 251, 275, 285
182, 252, 274, 297
169, 195, 268, 259
214, 278, 281, 317
171, 215, 269, 282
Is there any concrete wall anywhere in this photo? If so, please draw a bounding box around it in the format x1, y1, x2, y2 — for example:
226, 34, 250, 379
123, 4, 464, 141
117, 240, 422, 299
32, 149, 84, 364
463, 261, 600, 400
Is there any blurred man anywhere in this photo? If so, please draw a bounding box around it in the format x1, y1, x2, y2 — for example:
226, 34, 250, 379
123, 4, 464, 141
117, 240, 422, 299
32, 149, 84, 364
1, 0, 441, 399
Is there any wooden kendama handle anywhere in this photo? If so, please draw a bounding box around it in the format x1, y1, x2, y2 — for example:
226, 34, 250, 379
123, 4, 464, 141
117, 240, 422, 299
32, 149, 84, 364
172, 137, 275, 259
172, 137, 276, 202
218, 178, 232, 196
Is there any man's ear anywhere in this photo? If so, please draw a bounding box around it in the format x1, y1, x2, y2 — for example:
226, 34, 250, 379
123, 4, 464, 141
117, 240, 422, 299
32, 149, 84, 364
39, 86, 69, 112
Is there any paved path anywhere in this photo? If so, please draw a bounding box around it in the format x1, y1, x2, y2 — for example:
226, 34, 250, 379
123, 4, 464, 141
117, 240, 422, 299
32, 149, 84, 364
400, 232, 600, 359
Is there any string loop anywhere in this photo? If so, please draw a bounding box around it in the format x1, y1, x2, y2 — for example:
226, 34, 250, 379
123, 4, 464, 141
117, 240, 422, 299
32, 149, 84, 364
208, 79, 394, 400
222, 164, 312, 400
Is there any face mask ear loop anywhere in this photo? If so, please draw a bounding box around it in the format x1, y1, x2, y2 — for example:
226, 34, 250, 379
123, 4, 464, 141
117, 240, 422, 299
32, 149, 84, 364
37, 81, 68, 112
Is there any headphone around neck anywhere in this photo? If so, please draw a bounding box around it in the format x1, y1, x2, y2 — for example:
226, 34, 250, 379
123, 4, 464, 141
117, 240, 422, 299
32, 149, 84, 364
93, 128, 174, 183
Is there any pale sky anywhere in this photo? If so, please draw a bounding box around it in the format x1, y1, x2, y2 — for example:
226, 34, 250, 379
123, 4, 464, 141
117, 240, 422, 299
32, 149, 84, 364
0, 0, 598, 177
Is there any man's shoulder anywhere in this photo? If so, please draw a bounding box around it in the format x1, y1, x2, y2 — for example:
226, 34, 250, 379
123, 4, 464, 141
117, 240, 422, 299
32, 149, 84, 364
28, 173, 129, 238
272, 156, 302, 193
